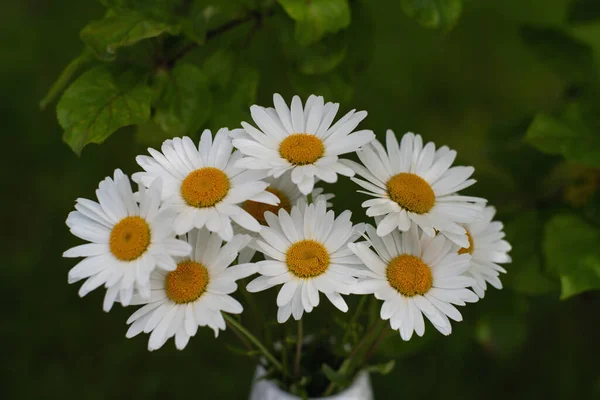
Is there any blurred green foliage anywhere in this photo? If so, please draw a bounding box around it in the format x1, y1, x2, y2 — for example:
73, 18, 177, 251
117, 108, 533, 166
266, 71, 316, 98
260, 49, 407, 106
2, 0, 600, 398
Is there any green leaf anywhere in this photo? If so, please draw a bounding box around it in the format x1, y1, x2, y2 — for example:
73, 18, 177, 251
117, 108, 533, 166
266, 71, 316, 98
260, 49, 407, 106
289, 72, 353, 103
40, 49, 94, 110
186, 0, 254, 30
282, 29, 348, 75
135, 121, 171, 147
503, 211, 559, 295
321, 363, 348, 385
567, 0, 600, 25
201, 51, 258, 130
400, 0, 462, 31
81, 11, 174, 61
277, 0, 351, 45
57, 66, 152, 155
153, 63, 212, 135
525, 110, 600, 168
99, 0, 186, 24
520, 26, 597, 83
365, 360, 396, 375
202, 49, 236, 90
180, 1, 208, 45
208, 64, 258, 130
543, 213, 600, 299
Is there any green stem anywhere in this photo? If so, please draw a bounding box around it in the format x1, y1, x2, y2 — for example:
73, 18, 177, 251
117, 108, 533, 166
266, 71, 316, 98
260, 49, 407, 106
322, 318, 382, 397
358, 322, 390, 369
39, 49, 93, 110
224, 314, 283, 372
294, 319, 303, 377
226, 320, 253, 352
341, 296, 367, 346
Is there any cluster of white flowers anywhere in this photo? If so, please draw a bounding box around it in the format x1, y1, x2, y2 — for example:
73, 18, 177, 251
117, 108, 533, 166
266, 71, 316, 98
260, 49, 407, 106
64, 94, 511, 350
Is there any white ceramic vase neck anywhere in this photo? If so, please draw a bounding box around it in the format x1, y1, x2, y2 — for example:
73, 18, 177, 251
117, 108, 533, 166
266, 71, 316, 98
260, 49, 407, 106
249, 367, 374, 400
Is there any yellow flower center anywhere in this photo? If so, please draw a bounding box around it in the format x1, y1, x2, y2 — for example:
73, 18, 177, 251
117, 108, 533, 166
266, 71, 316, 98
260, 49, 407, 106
279, 134, 325, 165
165, 260, 210, 304
181, 167, 230, 208
458, 230, 474, 255
243, 188, 291, 225
109, 216, 151, 261
386, 173, 435, 214
386, 254, 433, 297
286, 240, 330, 278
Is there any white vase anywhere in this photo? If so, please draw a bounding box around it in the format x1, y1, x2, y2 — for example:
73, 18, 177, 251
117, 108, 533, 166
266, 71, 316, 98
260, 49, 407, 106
249, 366, 374, 400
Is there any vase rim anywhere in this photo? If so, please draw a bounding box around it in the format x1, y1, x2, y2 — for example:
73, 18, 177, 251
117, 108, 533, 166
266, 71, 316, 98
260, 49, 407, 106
249, 365, 374, 400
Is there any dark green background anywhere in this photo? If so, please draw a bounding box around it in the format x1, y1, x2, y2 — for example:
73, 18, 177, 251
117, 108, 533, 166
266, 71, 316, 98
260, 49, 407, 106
2, 0, 599, 398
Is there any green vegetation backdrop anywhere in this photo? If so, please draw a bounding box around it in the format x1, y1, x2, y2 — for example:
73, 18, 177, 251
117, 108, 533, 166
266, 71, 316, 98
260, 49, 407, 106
2, 0, 600, 398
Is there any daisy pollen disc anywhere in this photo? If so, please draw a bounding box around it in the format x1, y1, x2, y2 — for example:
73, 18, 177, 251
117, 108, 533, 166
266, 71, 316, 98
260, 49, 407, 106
243, 187, 291, 225
279, 133, 325, 165
286, 240, 330, 278
109, 216, 151, 261
457, 230, 474, 255
387, 173, 435, 214
165, 260, 210, 304
180, 167, 230, 208
386, 255, 432, 297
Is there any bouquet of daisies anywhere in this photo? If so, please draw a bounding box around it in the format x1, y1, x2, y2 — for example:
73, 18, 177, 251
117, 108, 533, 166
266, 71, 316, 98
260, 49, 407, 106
64, 94, 511, 398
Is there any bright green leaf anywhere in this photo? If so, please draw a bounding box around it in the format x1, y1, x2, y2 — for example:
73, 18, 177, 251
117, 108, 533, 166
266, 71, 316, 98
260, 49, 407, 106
365, 360, 396, 375
277, 0, 351, 45
543, 213, 600, 299
567, 0, 600, 25
153, 63, 212, 135
520, 26, 597, 83
57, 66, 152, 155
525, 110, 600, 168
503, 211, 559, 295
81, 11, 174, 61
400, 0, 462, 31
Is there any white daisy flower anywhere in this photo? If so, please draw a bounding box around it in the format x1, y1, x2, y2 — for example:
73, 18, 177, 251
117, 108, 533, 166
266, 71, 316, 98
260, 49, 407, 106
125, 229, 256, 351
348, 223, 479, 340
231, 93, 375, 195
455, 206, 511, 298
344, 130, 485, 248
63, 169, 191, 311
246, 197, 364, 323
238, 171, 334, 263
133, 129, 280, 241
